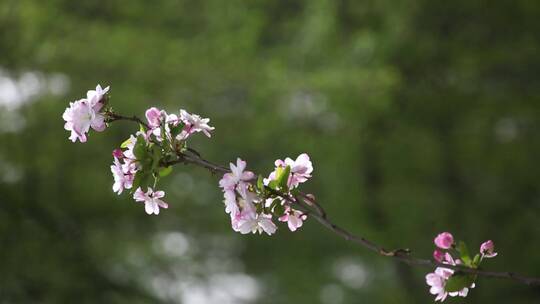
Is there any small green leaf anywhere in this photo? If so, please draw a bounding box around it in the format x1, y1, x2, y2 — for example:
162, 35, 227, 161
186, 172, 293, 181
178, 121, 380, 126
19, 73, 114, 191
445, 274, 475, 292
159, 166, 173, 177
257, 175, 264, 193
150, 144, 161, 170
273, 201, 285, 216
131, 171, 151, 193
268, 180, 278, 190
133, 137, 147, 160
275, 165, 290, 190
120, 137, 133, 149
472, 254, 481, 267
139, 123, 147, 133
170, 123, 184, 137
457, 241, 472, 266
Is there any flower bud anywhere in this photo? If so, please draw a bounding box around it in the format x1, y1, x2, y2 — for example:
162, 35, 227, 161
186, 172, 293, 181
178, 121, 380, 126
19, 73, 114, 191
434, 232, 454, 249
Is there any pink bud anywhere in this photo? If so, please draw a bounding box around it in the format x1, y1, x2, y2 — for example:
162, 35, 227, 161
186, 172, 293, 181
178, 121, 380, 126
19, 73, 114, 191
434, 232, 454, 249
480, 240, 497, 258
112, 149, 124, 159
433, 249, 444, 262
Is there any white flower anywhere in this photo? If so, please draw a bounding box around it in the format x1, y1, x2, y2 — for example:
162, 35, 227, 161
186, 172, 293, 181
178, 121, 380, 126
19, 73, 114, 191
179, 109, 215, 138
62, 99, 106, 142
133, 187, 169, 215
86, 84, 109, 106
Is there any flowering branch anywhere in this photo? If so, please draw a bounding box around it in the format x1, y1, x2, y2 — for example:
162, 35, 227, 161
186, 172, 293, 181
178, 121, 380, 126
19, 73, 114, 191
63, 85, 540, 301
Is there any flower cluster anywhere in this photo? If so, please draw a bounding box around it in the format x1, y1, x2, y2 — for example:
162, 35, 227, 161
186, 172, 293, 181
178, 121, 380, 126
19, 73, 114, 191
426, 232, 497, 301
111, 106, 214, 215
62, 85, 109, 142
218, 154, 313, 235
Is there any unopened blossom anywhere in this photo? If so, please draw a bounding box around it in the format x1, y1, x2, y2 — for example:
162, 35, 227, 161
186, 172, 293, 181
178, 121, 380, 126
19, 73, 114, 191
480, 240, 497, 258
265, 153, 313, 188
111, 157, 133, 194
63, 98, 106, 142
434, 232, 454, 249
133, 187, 168, 215
179, 109, 215, 138
219, 158, 255, 191
433, 249, 444, 263
112, 148, 124, 159
279, 206, 307, 232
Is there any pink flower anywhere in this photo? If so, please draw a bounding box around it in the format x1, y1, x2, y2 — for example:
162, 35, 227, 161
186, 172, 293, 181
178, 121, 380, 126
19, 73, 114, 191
111, 157, 133, 194
63, 98, 106, 142
426, 267, 452, 302
425, 267, 473, 302
179, 109, 215, 138
145, 107, 163, 129
480, 240, 497, 258
433, 249, 445, 263
133, 187, 169, 215
265, 153, 313, 188
279, 206, 307, 232
224, 190, 239, 216
219, 158, 255, 191
434, 232, 454, 249
233, 211, 277, 236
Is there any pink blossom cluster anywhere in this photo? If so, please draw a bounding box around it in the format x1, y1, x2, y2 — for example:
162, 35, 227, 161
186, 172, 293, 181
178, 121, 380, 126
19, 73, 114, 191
62, 85, 109, 142
111, 106, 214, 215
218, 154, 313, 235
426, 232, 497, 301
144, 107, 214, 143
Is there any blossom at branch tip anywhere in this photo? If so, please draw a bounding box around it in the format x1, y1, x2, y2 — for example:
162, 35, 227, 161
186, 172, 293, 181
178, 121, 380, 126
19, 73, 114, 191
480, 240, 497, 258
63, 85, 109, 143
133, 187, 168, 215
179, 109, 215, 138
63, 98, 106, 142
434, 232, 454, 249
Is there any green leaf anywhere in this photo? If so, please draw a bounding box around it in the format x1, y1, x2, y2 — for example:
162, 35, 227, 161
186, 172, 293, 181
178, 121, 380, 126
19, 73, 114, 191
275, 165, 291, 190
159, 166, 173, 177
170, 123, 184, 137
472, 254, 481, 267
273, 200, 285, 216
257, 175, 264, 193
120, 137, 133, 149
133, 136, 147, 160
457, 241, 472, 266
139, 123, 147, 133
268, 180, 278, 190
445, 274, 475, 292
150, 144, 161, 171
131, 171, 151, 193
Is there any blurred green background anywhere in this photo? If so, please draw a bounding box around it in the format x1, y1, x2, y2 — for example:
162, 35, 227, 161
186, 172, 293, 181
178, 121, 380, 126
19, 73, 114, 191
1, 0, 540, 303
